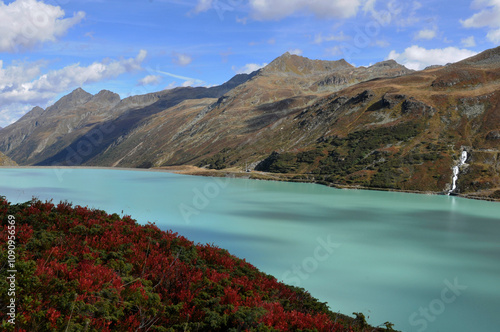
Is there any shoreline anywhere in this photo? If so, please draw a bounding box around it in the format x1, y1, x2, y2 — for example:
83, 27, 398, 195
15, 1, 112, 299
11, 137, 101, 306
1, 165, 499, 202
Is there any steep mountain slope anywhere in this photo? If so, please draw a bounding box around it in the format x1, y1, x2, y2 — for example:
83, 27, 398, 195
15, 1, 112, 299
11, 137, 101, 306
0, 73, 256, 166
0, 151, 17, 166
108, 47, 498, 199
87, 54, 412, 167
2, 48, 499, 199
228, 47, 500, 199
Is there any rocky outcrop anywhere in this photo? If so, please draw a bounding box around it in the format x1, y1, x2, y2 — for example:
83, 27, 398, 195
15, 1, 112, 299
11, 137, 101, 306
381, 93, 406, 109
351, 90, 375, 104
317, 75, 349, 87
402, 98, 435, 116
313, 59, 413, 90
486, 130, 500, 140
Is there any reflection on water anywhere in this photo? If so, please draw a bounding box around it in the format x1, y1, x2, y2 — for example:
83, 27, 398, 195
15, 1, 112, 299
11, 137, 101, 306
0, 168, 499, 332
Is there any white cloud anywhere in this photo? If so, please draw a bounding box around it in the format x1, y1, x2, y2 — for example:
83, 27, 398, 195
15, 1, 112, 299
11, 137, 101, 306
362, 0, 377, 13
0, 0, 85, 52
0, 103, 32, 128
326, 46, 343, 56
461, 0, 500, 43
164, 82, 177, 90
363, 0, 409, 27
375, 40, 390, 47
461, 36, 477, 47
248, 0, 361, 20
313, 31, 349, 44
192, 0, 213, 14
415, 28, 437, 40
288, 48, 303, 56
172, 52, 193, 66
0, 50, 147, 127
138, 74, 161, 86
461, 0, 500, 28
232, 63, 268, 74
487, 28, 500, 43
182, 79, 196, 87
236, 16, 248, 25
387, 45, 478, 70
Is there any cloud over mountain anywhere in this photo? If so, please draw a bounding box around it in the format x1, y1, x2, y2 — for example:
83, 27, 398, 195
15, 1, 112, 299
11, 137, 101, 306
232, 62, 268, 74
0, 50, 147, 127
387, 45, 477, 70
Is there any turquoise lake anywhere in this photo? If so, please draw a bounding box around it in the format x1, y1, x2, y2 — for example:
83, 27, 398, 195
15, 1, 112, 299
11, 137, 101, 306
1, 167, 499, 331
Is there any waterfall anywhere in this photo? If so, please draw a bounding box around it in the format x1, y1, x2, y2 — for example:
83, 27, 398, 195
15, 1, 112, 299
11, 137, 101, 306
448, 150, 468, 195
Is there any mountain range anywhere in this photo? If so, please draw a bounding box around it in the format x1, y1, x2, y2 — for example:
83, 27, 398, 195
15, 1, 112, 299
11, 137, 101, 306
1, 47, 499, 200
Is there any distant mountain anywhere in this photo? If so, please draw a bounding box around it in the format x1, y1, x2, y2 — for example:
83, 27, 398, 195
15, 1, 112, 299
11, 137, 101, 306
83, 54, 413, 168
1, 47, 500, 200
0, 72, 256, 166
261, 51, 354, 76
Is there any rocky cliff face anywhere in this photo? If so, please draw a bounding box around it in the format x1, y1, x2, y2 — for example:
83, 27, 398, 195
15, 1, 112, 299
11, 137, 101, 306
1, 47, 500, 200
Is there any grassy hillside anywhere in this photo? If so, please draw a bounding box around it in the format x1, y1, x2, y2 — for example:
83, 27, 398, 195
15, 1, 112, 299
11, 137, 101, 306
0, 197, 397, 331
0, 152, 17, 166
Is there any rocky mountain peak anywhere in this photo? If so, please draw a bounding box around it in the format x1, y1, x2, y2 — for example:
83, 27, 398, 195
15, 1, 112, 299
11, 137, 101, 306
366, 60, 413, 76
90, 90, 121, 108
16, 106, 45, 123
262, 52, 353, 76
369, 59, 401, 69
45, 88, 93, 114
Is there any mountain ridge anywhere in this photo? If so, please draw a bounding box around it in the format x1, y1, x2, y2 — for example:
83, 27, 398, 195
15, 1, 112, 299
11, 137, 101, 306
1, 48, 499, 200
0, 71, 258, 165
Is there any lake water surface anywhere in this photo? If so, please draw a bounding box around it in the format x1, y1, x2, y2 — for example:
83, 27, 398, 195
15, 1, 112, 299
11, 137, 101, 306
1, 168, 499, 332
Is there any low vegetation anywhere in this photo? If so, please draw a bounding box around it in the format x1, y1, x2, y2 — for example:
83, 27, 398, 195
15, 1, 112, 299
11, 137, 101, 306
0, 197, 397, 331
255, 121, 452, 191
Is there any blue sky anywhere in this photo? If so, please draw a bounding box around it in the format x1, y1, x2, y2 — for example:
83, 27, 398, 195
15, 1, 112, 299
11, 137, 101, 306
0, 0, 499, 127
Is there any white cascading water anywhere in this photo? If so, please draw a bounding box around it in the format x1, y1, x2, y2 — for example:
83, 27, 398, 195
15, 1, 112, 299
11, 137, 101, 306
449, 150, 468, 194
